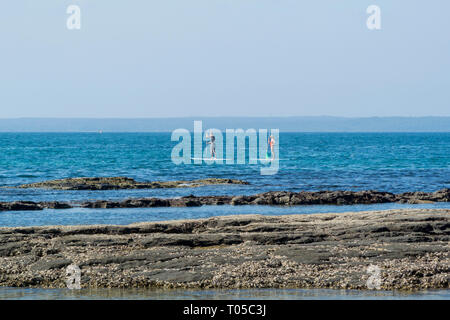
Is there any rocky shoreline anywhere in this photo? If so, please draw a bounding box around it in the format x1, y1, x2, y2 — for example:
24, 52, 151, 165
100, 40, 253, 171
1, 188, 449, 212
17, 177, 249, 190
0, 209, 448, 290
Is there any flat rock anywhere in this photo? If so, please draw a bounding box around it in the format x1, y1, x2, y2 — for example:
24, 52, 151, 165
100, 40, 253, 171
0, 209, 448, 290
30, 258, 72, 271
17, 177, 249, 190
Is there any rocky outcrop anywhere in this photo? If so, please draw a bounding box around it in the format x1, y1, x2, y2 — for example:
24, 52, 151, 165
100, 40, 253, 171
1, 189, 449, 212
0, 201, 71, 212
17, 177, 249, 190
0, 209, 448, 290
230, 189, 450, 205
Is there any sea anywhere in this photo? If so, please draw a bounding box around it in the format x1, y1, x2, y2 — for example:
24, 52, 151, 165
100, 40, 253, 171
0, 132, 449, 299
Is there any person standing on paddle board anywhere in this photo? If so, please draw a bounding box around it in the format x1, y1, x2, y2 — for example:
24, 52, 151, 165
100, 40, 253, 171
206, 130, 216, 160
268, 134, 275, 160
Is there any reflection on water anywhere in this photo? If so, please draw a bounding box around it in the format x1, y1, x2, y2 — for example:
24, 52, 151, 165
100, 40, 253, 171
0, 287, 449, 300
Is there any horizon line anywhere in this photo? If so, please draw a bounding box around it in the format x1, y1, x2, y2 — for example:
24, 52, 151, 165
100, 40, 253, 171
0, 131, 448, 134
1, 115, 450, 120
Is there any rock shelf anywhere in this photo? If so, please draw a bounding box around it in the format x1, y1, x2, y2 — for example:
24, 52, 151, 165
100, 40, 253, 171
0, 209, 448, 290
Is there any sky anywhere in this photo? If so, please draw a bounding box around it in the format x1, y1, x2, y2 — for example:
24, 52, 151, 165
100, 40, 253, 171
0, 1, 449, 118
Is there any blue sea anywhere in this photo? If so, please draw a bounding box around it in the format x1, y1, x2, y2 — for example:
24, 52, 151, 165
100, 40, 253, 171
0, 132, 449, 227
1, 132, 449, 300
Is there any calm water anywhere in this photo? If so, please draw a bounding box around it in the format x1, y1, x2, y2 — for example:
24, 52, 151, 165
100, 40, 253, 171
0, 132, 449, 227
0, 287, 448, 300
0, 132, 449, 194
1, 203, 450, 228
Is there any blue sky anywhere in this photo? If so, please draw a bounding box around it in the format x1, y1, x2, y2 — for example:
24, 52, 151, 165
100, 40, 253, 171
0, 1, 449, 117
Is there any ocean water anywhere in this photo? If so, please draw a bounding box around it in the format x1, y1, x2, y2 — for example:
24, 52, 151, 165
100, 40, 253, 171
0, 132, 449, 227
0, 132, 448, 226
0, 132, 449, 222
1, 133, 449, 191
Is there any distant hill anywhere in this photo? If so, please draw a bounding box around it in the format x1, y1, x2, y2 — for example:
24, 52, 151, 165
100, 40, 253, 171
0, 117, 449, 132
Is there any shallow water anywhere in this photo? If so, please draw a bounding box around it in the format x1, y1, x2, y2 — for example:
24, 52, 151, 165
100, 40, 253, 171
0, 287, 448, 300
1, 202, 450, 227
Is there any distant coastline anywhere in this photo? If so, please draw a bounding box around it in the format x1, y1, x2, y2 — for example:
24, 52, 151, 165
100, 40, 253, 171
0, 116, 450, 132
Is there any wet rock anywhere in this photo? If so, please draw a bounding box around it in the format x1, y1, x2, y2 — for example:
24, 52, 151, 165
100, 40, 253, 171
40, 202, 72, 209
0, 201, 72, 212
81, 201, 121, 209
0, 201, 43, 212
231, 196, 255, 205
0, 189, 448, 213
433, 188, 450, 201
